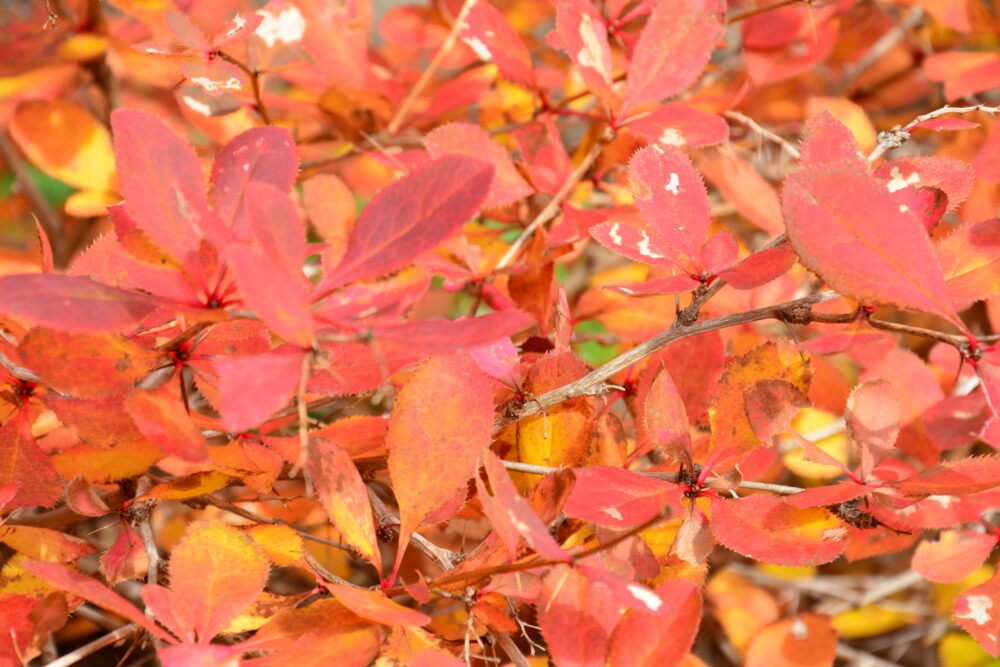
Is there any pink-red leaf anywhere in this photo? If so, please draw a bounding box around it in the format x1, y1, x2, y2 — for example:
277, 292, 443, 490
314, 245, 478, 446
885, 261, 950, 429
424, 123, 533, 209
717, 245, 796, 289
125, 388, 210, 462
319, 155, 494, 292
0, 274, 157, 333
563, 466, 682, 528
459, 0, 536, 88
937, 218, 1000, 310
209, 126, 298, 234
0, 412, 62, 509
620, 0, 725, 118
630, 145, 711, 265
589, 221, 682, 270
711, 494, 848, 566
607, 579, 702, 667
628, 103, 729, 148
889, 456, 1000, 496
322, 583, 429, 626
555, 0, 617, 111
783, 165, 967, 334
374, 311, 532, 353
215, 350, 306, 432
228, 244, 315, 348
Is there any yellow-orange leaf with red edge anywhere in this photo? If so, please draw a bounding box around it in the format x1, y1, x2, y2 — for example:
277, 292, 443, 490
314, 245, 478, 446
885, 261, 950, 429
936, 218, 1000, 310
745, 613, 838, 667
308, 436, 382, 577
707, 343, 810, 470
135, 470, 231, 502
168, 520, 270, 642
385, 354, 493, 584
125, 388, 210, 463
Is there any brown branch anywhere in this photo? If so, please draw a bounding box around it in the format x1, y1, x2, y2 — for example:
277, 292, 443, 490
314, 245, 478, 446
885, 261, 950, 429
47, 624, 141, 667
367, 485, 462, 572
495, 290, 839, 432
726, 0, 806, 23
216, 51, 272, 125
868, 104, 1000, 163
387, 0, 477, 134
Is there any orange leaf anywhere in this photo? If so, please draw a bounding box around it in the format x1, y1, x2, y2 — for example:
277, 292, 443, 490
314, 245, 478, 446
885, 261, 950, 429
607, 579, 703, 667
937, 218, 1000, 310
135, 470, 231, 502
0, 412, 61, 509
167, 520, 270, 641
322, 583, 430, 626
125, 388, 210, 462
912, 530, 997, 583
308, 436, 382, 577
385, 354, 493, 584
745, 613, 837, 667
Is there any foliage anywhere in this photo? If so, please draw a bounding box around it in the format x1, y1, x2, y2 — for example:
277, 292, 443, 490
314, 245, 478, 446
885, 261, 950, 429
0, 0, 999, 665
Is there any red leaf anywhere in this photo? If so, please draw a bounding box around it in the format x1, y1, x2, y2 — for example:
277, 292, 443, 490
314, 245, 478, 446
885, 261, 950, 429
167, 520, 270, 641
460, 0, 536, 88
846, 379, 900, 479
620, 0, 724, 118
24, 562, 176, 642
912, 529, 997, 583
209, 126, 298, 234
711, 494, 848, 566
889, 456, 1000, 496
563, 467, 683, 528
912, 117, 981, 131
374, 311, 533, 353
717, 245, 796, 289
629, 103, 729, 148
111, 109, 208, 269
425, 123, 533, 208
605, 273, 699, 297
798, 111, 869, 172
318, 155, 494, 293
33, 216, 53, 273
954, 569, 1000, 657
538, 564, 621, 667
744, 379, 811, 446
125, 388, 210, 462
607, 579, 702, 667
630, 145, 711, 266
699, 151, 783, 235
478, 451, 570, 561
700, 231, 738, 275
244, 182, 308, 278
64, 476, 110, 517
0, 412, 61, 509
385, 354, 494, 584
214, 350, 305, 432
228, 244, 315, 348
783, 165, 967, 334
555, 0, 617, 111
589, 221, 682, 270
0, 274, 158, 333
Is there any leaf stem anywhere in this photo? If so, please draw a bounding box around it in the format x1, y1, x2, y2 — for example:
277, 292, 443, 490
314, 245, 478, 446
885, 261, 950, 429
387, 0, 477, 134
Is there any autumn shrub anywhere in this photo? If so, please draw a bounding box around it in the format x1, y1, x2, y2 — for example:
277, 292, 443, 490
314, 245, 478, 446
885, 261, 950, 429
1, 0, 1000, 665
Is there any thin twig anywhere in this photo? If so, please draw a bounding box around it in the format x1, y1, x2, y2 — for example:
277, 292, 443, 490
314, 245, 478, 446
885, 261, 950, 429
387, 0, 477, 134
724, 111, 801, 160
216, 51, 272, 125
130, 479, 162, 588
837, 7, 924, 95
496, 127, 614, 269
726, 0, 805, 23
868, 104, 1000, 163
367, 486, 462, 571
496, 290, 839, 431
47, 624, 141, 667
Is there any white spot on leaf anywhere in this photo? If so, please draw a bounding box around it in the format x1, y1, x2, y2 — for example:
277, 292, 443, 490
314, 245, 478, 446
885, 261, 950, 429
462, 36, 492, 61
626, 584, 663, 611
665, 173, 681, 196
255, 6, 305, 47
658, 129, 686, 147
602, 507, 624, 521
886, 166, 920, 193
182, 96, 212, 116
636, 230, 665, 259
957, 595, 993, 625
225, 13, 247, 38
576, 14, 611, 83
608, 222, 624, 245
191, 76, 243, 92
